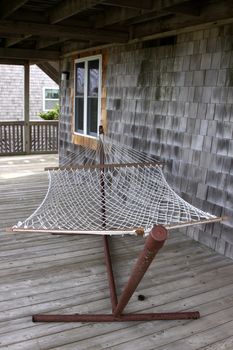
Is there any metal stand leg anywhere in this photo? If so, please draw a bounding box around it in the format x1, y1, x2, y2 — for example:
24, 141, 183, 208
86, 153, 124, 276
33, 225, 200, 323
114, 225, 167, 317
103, 235, 118, 312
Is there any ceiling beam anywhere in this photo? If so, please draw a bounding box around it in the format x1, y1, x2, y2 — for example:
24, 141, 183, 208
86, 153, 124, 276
5, 35, 31, 47
94, 0, 193, 28
5, 11, 90, 47
9, 9, 48, 23
61, 41, 92, 54
102, 0, 153, 10
0, 0, 28, 19
0, 20, 128, 43
166, 1, 201, 17
49, 0, 105, 24
132, 0, 233, 40
127, 11, 172, 25
36, 38, 69, 49
0, 58, 28, 65
0, 47, 60, 61
95, 7, 142, 27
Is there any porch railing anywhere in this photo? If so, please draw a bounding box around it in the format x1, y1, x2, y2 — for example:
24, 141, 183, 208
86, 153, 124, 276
0, 120, 58, 155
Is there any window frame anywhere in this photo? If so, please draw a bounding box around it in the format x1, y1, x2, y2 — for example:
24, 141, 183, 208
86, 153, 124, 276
74, 55, 102, 138
43, 87, 59, 112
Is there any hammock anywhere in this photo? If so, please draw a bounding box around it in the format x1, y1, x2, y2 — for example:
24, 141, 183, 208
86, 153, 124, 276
11, 135, 223, 323
12, 137, 222, 236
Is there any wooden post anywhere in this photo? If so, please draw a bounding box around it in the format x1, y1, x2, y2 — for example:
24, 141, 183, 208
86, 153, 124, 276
24, 61, 30, 154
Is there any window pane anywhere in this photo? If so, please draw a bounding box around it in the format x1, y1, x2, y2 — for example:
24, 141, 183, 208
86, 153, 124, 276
45, 99, 59, 110
87, 97, 98, 135
75, 97, 84, 133
45, 89, 59, 99
88, 60, 99, 97
76, 62, 85, 96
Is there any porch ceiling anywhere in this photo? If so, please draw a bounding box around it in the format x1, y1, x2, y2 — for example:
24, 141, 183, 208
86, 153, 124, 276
0, 0, 232, 62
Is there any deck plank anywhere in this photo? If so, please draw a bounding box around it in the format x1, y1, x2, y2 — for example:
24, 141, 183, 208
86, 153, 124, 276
0, 154, 233, 350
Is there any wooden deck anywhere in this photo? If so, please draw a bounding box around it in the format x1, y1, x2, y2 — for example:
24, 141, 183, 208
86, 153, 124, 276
0, 154, 233, 350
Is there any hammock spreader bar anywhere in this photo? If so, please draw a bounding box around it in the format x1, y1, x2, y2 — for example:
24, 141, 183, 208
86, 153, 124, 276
9, 216, 224, 236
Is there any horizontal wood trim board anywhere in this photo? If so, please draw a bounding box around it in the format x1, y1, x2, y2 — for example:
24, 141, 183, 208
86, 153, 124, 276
0, 48, 60, 60
0, 20, 128, 42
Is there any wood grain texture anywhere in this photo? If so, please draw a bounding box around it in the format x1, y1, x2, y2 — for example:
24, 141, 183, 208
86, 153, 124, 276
0, 154, 233, 349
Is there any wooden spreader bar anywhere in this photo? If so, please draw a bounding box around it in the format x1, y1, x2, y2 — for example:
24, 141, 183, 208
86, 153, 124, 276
9, 215, 224, 235
44, 161, 164, 171
32, 225, 200, 323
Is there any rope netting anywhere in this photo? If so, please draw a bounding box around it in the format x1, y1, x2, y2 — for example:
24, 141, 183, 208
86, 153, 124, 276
13, 137, 220, 236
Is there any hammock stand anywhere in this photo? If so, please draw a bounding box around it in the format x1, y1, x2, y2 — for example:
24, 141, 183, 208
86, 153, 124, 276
32, 225, 200, 323
32, 152, 200, 323
10, 129, 224, 323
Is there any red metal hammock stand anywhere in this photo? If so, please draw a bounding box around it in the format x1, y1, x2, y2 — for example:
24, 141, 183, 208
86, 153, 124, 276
32, 225, 200, 323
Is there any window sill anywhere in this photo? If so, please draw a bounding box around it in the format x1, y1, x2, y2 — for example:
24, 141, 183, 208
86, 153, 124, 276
73, 131, 98, 140
72, 132, 99, 149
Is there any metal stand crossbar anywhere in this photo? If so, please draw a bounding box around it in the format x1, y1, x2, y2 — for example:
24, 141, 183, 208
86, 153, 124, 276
32, 225, 200, 323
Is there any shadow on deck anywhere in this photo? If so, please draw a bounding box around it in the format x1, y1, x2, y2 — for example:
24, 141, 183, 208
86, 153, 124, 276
0, 154, 233, 350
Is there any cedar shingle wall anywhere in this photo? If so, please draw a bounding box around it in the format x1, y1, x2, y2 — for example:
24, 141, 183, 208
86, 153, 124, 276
59, 24, 233, 258
105, 26, 233, 258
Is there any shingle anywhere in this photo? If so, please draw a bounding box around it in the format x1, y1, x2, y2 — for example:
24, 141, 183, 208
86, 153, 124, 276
205, 70, 218, 86
193, 70, 205, 86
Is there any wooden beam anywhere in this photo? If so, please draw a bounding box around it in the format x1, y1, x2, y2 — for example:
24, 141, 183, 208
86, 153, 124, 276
0, 20, 128, 42
68, 15, 233, 57
37, 62, 59, 84
61, 0, 233, 57
49, 0, 105, 24
95, 7, 142, 28
62, 40, 117, 56
3, 9, 48, 47
132, 17, 233, 43
5, 35, 31, 47
61, 41, 92, 54
0, 58, 27, 65
127, 11, 172, 26
166, 1, 201, 17
102, 0, 153, 10
132, 0, 233, 40
0, 48, 60, 61
94, 0, 192, 28
36, 38, 67, 50
0, 0, 28, 19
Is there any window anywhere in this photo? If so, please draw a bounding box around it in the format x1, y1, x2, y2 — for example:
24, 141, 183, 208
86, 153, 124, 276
74, 55, 101, 137
43, 88, 59, 111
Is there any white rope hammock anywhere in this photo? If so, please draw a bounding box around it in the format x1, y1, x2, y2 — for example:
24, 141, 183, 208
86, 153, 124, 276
13, 138, 221, 236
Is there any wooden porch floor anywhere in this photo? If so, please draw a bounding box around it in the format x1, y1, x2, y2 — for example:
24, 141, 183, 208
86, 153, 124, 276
0, 154, 233, 350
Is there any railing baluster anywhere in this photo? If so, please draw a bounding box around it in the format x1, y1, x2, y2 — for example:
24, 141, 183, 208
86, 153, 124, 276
21, 123, 24, 152
4, 125, 8, 153
9, 125, 12, 153
0, 124, 2, 153
12, 125, 15, 153
0, 121, 58, 155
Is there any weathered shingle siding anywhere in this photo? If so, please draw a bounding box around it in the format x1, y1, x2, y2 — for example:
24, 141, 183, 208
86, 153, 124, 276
0, 65, 58, 120
106, 26, 233, 258
59, 25, 233, 258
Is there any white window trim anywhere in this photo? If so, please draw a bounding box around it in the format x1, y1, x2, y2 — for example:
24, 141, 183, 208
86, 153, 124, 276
43, 87, 59, 112
74, 54, 102, 138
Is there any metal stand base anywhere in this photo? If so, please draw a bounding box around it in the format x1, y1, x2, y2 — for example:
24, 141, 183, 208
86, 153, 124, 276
32, 225, 200, 323
33, 312, 200, 323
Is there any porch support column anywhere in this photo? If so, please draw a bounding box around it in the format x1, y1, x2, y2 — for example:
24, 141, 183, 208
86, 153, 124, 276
24, 61, 30, 154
